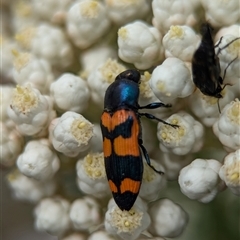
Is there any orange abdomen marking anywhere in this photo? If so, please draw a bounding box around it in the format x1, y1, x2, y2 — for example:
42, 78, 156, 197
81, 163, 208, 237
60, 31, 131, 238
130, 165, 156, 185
111, 110, 131, 130
114, 135, 139, 156
120, 178, 141, 194
101, 112, 112, 132
114, 111, 140, 157
103, 137, 112, 157
108, 179, 118, 193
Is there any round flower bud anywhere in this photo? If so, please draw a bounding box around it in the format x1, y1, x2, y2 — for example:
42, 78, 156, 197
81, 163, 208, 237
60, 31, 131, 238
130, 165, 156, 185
34, 197, 71, 236
163, 25, 200, 62
213, 99, 240, 152
50, 111, 94, 157
87, 58, 126, 104
8, 84, 56, 137
104, 0, 150, 25
88, 230, 114, 240
201, 0, 239, 27
219, 149, 240, 196
7, 170, 56, 203
149, 58, 194, 102
69, 197, 102, 230
17, 139, 60, 181
178, 159, 226, 203
157, 112, 204, 155
105, 197, 150, 240
15, 24, 73, 67
0, 122, 24, 167
12, 51, 54, 94
66, 0, 110, 49
149, 199, 188, 238
76, 152, 110, 198
118, 21, 163, 69
50, 73, 90, 113
189, 88, 235, 127
152, 0, 197, 33
31, 0, 72, 24
139, 160, 166, 202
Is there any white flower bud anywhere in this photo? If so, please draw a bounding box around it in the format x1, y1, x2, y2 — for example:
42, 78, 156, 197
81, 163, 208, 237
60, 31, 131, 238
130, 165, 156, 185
149, 58, 194, 102
215, 24, 240, 41
31, 0, 72, 24
139, 160, 166, 202
157, 112, 204, 155
139, 71, 160, 106
17, 139, 60, 181
104, 0, 150, 25
189, 88, 235, 127
88, 230, 114, 240
161, 152, 193, 181
152, 0, 197, 33
34, 197, 71, 236
163, 25, 200, 62
15, 24, 73, 67
76, 152, 110, 198
67, 1, 110, 49
201, 0, 239, 27
50, 111, 94, 157
61, 233, 87, 240
178, 159, 225, 203
12, 51, 54, 94
1, 36, 18, 80
118, 21, 163, 69
105, 198, 150, 240
8, 84, 56, 136
69, 197, 102, 231
80, 45, 117, 79
219, 149, 240, 196
213, 99, 240, 152
7, 170, 56, 203
0, 122, 24, 167
11, 1, 39, 32
87, 58, 126, 104
50, 73, 90, 113
148, 199, 188, 238
1, 85, 14, 124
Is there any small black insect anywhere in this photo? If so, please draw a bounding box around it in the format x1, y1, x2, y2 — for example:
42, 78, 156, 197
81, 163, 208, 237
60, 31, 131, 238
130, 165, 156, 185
192, 22, 239, 110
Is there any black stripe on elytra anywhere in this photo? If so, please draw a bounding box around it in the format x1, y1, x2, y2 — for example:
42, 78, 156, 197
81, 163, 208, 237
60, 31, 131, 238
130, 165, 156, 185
101, 114, 134, 140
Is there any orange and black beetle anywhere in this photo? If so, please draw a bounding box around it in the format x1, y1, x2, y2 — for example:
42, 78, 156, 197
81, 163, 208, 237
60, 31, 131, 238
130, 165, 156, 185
100, 69, 177, 211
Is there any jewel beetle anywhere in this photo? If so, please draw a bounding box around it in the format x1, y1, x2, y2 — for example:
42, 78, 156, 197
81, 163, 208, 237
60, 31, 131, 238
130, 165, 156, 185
192, 22, 239, 111
100, 69, 177, 211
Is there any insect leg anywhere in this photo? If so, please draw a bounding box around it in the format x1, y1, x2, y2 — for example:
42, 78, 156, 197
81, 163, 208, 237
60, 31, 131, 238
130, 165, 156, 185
216, 99, 222, 114
139, 112, 179, 128
214, 36, 223, 49
216, 37, 240, 56
222, 55, 238, 81
139, 102, 172, 109
138, 139, 164, 175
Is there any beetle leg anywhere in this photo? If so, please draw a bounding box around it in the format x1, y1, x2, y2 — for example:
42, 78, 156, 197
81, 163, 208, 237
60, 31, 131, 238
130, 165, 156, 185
139, 112, 179, 128
139, 102, 172, 109
138, 140, 164, 175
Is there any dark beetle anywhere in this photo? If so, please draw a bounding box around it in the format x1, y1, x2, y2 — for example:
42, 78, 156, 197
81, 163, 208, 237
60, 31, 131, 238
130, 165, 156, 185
192, 23, 239, 100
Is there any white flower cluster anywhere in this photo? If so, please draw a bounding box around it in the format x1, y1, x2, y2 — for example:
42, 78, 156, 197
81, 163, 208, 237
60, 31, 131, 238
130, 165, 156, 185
1, 1, 240, 240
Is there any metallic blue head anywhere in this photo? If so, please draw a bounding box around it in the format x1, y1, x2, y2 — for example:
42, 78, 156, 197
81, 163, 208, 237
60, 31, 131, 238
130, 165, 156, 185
104, 70, 141, 111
